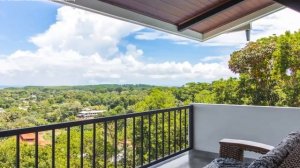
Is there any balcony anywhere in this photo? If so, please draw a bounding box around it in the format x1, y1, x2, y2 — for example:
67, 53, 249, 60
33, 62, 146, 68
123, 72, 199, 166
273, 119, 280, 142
0, 104, 299, 167
156, 104, 300, 167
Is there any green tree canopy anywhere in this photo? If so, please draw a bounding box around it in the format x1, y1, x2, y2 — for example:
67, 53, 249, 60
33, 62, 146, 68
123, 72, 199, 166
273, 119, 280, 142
229, 31, 300, 106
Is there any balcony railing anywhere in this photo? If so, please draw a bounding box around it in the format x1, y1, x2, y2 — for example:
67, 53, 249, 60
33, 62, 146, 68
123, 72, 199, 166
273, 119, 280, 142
0, 106, 193, 168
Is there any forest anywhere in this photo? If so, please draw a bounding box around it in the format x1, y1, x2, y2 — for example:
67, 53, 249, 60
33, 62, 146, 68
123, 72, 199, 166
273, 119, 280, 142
0, 31, 299, 167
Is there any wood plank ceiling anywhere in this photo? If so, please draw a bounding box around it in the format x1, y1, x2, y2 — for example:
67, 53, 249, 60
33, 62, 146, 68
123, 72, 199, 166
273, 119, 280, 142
99, 0, 276, 33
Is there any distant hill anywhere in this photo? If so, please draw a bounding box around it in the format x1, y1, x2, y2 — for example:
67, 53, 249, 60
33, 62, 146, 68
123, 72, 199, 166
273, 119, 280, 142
3, 84, 162, 92
0, 85, 19, 89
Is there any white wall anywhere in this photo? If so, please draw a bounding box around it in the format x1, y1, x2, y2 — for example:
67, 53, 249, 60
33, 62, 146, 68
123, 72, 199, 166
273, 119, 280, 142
192, 104, 300, 157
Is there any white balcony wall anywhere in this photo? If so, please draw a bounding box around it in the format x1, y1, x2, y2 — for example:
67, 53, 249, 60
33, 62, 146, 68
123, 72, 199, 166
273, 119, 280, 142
192, 104, 300, 158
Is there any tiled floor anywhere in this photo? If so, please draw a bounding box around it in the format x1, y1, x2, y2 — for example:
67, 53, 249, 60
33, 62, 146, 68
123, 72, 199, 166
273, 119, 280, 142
153, 150, 215, 168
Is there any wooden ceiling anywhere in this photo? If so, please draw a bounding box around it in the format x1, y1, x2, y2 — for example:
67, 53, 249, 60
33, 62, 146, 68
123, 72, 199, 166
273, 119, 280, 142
100, 0, 275, 33
53, 0, 284, 41
190, 0, 275, 33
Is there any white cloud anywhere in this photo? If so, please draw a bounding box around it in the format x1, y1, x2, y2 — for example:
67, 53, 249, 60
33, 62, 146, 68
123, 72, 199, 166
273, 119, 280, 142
30, 6, 143, 57
135, 8, 300, 47
0, 46, 235, 86
251, 8, 300, 39
0, 6, 236, 86
200, 56, 230, 63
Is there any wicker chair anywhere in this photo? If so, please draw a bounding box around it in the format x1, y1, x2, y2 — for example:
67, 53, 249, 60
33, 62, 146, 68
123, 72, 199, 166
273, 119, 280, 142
204, 131, 300, 168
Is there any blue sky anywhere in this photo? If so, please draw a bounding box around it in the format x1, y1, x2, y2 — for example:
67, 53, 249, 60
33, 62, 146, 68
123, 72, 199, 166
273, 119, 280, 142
0, 1, 58, 54
0, 1, 300, 86
123, 34, 237, 63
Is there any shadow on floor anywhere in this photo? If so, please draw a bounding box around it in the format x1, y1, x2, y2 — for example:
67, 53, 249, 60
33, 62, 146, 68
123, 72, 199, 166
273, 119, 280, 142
153, 150, 216, 168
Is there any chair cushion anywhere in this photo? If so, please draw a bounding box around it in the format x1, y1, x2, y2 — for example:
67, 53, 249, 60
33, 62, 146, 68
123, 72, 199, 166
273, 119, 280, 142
203, 158, 244, 168
248, 131, 300, 168
278, 143, 300, 168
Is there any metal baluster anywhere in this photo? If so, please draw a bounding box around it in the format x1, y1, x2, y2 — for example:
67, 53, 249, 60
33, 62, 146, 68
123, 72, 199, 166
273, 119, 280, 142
35, 132, 39, 168
104, 122, 107, 168
80, 125, 84, 168
155, 113, 158, 160
174, 110, 176, 153
114, 120, 118, 168
67, 127, 70, 168
133, 117, 136, 168
168, 111, 171, 155
92, 123, 96, 168
124, 119, 127, 168
180, 109, 182, 151
184, 108, 187, 149
16, 135, 20, 168
52, 129, 55, 168
148, 114, 151, 163
162, 112, 165, 157
140, 116, 144, 166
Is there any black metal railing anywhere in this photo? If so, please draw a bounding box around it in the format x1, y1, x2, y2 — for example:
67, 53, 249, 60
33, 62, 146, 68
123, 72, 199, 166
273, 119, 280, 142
0, 105, 193, 168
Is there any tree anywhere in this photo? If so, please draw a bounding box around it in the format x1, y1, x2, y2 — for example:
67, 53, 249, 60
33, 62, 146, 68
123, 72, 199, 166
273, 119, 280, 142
229, 31, 300, 106
229, 36, 279, 105
273, 31, 300, 106
213, 78, 240, 104
134, 89, 177, 112
194, 90, 215, 103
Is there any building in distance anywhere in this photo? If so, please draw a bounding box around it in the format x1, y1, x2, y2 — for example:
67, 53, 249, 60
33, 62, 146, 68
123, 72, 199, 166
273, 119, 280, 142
76, 109, 106, 119
0, 108, 5, 113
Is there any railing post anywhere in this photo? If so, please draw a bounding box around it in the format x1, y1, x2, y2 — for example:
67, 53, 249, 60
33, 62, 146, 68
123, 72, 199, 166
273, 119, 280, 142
189, 104, 194, 149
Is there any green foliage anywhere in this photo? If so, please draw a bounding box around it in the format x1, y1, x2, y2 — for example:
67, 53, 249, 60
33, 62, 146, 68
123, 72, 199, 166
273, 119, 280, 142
194, 90, 215, 103
273, 31, 300, 106
229, 36, 278, 105
134, 88, 177, 111
212, 78, 240, 104
229, 30, 300, 106
0, 85, 150, 130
